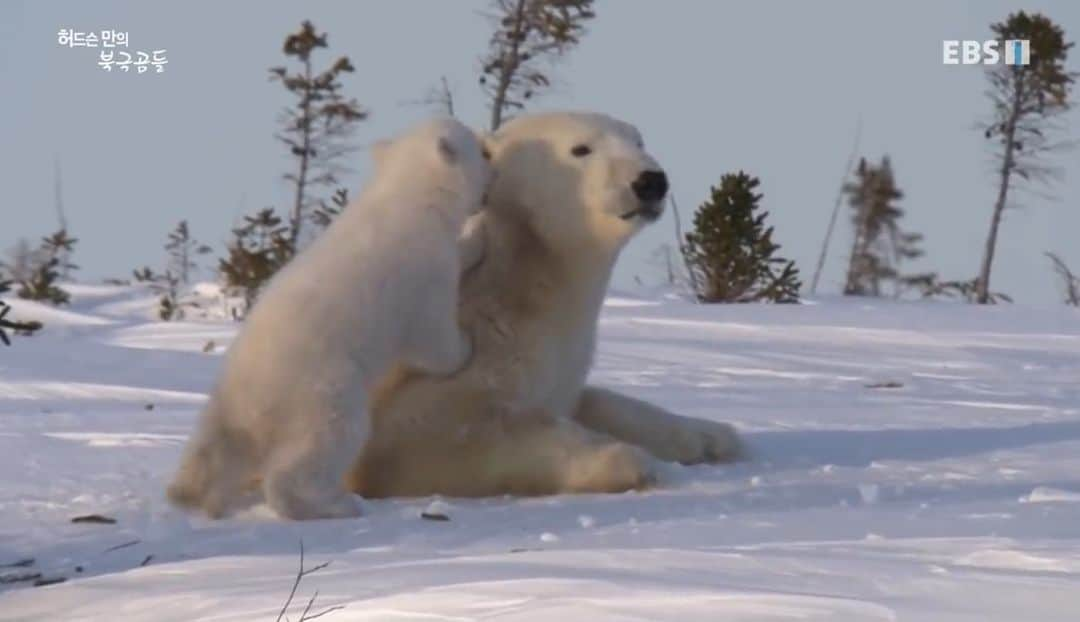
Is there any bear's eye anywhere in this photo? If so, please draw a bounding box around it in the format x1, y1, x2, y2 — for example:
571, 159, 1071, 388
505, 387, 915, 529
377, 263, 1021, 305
481, 147, 491, 161
571, 144, 592, 157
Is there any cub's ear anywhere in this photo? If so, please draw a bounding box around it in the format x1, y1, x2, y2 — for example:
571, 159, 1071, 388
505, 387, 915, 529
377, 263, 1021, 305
437, 136, 458, 163
370, 139, 392, 168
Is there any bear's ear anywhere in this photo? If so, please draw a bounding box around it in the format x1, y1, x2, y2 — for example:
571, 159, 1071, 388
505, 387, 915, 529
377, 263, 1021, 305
437, 136, 458, 163
370, 139, 392, 168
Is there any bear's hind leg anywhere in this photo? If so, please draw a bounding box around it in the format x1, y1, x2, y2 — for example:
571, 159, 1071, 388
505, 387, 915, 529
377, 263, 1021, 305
477, 417, 658, 495
262, 423, 363, 520
575, 387, 741, 465
355, 416, 656, 497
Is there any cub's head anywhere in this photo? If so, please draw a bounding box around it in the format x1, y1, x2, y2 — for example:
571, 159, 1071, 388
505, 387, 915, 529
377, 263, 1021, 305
484, 111, 667, 253
371, 117, 492, 214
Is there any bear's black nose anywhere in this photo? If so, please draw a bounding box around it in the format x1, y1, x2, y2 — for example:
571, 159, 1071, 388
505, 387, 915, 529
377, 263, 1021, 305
631, 170, 669, 203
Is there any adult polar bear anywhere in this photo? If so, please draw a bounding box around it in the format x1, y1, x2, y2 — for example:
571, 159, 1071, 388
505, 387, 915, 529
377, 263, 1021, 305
349, 112, 740, 498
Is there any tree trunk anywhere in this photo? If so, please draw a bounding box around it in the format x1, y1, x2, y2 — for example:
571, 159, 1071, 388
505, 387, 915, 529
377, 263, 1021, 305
810, 118, 860, 295
290, 57, 314, 247
489, 0, 528, 132
975, 82, 1023, 304
843, 226, 864, 295
440, 77, 455, 117
180, 244, 189, 285
53, 159, 71, 280
489, 66, 511, 132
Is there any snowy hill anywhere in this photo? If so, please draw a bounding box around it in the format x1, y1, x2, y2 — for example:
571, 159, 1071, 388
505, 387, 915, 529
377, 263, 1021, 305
2, 285, 1079, 620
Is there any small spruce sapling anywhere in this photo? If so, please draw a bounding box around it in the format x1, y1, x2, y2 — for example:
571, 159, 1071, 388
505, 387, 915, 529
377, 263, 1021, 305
134, 221, 212, 321
0, 280, 43, 345
16, 230, 77, 306
682, 172, 801, 303
218, 208, 294, 315
133, 266, 184, 321
165, 220, 212, 285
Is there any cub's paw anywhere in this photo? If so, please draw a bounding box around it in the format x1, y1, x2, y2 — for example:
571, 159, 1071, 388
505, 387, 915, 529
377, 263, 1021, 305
319, 493, 364, 520
271, 491, 362, 521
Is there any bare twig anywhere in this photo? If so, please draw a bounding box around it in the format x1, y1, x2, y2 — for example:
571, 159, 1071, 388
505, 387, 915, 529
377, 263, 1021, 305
70, 514, 116, 524
299, 590, 345, 621
431, 77, 456, 117
277, 541, 341, 622
1046, 251, 1080, 306
33, 576, 67, 588
299, 591, 320, 621
669, 194, 699, 300
103, 539, 140, 553
0, 558, 34, 569
0, 571, 41, 585
438, 77, 454, 117
810, 116, 862, 295
404, 76, 456, 117
302, 605, 346, 621
277, 542, 307, 622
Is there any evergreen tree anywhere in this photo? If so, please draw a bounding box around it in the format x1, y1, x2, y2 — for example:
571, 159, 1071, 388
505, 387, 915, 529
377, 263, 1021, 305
682, 172, 801, 303
45, 229, 78, 280
842, 157, 925, 297
976, 12, 1075, 304
132, 221, 211, 321
311, 187, 350, 228
271, 20, 368, 243
913, 274, 1012, 304
480, 0, 595, 131
218, 208, 293, 314
16, 229, 77, 306
165, 220, 212, 285
0, 280, 43, 345
132, 266, 184, 321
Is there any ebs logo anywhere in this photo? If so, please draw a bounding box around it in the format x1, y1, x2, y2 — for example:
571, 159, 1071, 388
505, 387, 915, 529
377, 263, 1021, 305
943, 40, 1030, 65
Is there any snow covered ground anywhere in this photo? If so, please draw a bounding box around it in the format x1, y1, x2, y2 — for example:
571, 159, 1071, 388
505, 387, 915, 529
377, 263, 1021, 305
2, 284, 1079, 621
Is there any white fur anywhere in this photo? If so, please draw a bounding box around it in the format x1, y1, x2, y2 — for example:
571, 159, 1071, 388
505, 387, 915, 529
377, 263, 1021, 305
349, 112, 740, 499
168, 117, 491, 519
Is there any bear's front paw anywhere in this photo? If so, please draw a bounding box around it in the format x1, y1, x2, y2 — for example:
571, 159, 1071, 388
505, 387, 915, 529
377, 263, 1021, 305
662, 418, 741, 465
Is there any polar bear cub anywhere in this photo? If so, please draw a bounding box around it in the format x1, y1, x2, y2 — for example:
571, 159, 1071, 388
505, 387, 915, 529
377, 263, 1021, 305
167, 117, 492, 520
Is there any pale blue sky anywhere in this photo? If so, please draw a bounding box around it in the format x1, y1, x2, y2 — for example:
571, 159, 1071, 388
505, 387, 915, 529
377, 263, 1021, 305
1, 1, 1077, 302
